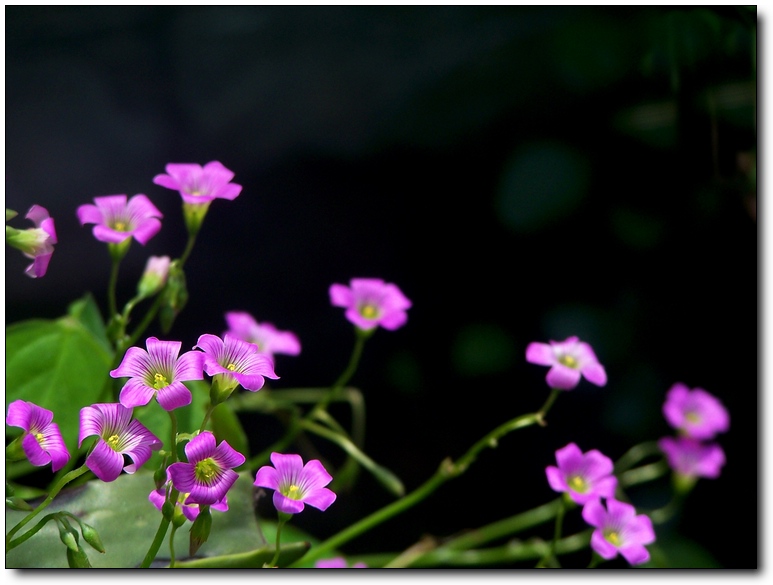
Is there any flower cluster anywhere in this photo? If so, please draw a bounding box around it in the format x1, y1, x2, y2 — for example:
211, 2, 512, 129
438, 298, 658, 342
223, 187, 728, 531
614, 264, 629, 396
658, 383, 729, 487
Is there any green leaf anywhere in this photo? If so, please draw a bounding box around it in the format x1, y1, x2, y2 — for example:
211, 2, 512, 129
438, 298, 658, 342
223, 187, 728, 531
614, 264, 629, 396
66, 294, 111, 355
5, 470, 297, 568
5, 313, 114, 456
210, 400, 250, 461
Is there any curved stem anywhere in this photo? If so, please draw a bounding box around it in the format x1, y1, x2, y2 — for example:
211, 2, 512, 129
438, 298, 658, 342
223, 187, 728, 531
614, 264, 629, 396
310, 329, 368, 418
140, 517, 171, 568
6, 464, 90, 548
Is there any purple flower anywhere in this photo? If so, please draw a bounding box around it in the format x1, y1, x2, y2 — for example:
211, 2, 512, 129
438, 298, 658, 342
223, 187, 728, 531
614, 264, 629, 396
224, 311, 301, 362
545, 442, 617, 505
662, 383, 729, 440
329, 278, 412, 331
149, 482, 229, 522
166, 431, 245, 506
77, 194, 163, 245
195, 333, 279, 393
6, 400, 70, 472
110, 337, 205, 411
78, 403, 162, 482
315, 557, 367, 568
152, 161, 242, 205
525, 335, 607, 390
254, 452, 336, 515
658, 436, 726, 479
582, 498, 656, 566
8, 205, 58, 278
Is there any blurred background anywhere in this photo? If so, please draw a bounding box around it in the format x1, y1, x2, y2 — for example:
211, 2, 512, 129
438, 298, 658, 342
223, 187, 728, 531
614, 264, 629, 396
4, 6, 757, 568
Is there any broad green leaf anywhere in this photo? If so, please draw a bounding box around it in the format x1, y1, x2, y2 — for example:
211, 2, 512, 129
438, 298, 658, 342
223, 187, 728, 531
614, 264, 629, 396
6, 469, 317, 568
5, 313, 114, 456
66, 294, 111, 355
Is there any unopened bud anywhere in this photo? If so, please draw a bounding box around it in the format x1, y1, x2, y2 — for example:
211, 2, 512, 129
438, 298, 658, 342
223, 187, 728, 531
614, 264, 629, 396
137, 255, 171, 298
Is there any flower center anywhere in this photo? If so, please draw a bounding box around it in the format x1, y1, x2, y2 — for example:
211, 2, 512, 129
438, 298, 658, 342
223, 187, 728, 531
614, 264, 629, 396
604, 529, 622, 546
227, 363, 237, 371
685, 411, 701, 424
34, 432, 45, 445
360, 304, 378, 319
568, 475, 587, 493
153, 372, 169, 390
106, 434, 121, 450
113, 221, 128, 232
558, 354, 578, 368
284, 484, 302, 500
194, 458, 219, 484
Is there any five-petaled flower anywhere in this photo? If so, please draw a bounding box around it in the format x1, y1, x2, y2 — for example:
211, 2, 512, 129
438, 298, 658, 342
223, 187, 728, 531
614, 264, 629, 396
662, 383, 729, 441
5, 205, 58, 278
166, 431, 245, 506
110, 337, 205, 411
329, 278, 412, 332
315, 557, 367, 568
152, 161, 242, 205
254, 452, 337, 515
545, 442, 617, 505
658, 436, 726, 480
582, 498, 656, 566
6, 400, 70, 472
525, 335, 607, 390
78, 403, 162, 482
224, 311, 301, 363
196, 333, 279, 395
77, 194, 163, 245
149, 482, 229, 523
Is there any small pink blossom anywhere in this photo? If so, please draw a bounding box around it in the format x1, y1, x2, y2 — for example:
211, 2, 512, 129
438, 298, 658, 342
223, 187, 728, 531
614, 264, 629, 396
662, 383, 729, 441
315, 557, 367, 568
582, 498, 656, 566
77, 194, 163, 245
6, 400, 70, 472
329, 278, 412, 331
224, 311, 301, 362
148, 484, 229, 523
658, 436, 726, 479
545, 442, 617, 505
254, 452, 336, 515
525, 335, 607, 390
195, 333, 279, 393
152, 161, 242, 204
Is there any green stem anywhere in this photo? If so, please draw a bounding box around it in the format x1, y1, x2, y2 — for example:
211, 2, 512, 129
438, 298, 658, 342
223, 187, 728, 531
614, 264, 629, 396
168, 524, 179, 568
291, 410, 545, 567
309, 328, 368, 418
6, 465, 89, 548
536, 496, 566, 567
140, 516, 171, 568
269, 515, 289, 568
126, 292, 165, 348
168, 410, 179, 463
199, 404, 215, 434
107, 254, 121, 320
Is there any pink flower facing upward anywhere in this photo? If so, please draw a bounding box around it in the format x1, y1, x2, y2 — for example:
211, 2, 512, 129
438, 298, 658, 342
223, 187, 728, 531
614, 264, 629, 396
545, 442, 618, 505
224, 311, 301, 363
110, 337, 205, 411
149, 482, 229, 523
166, 431, 245, 506
525, 335, 607, 390
152, 161, 243, 205
79, 403, 162, 482
582, 498, 656, 566
315, 557, 367, 569
662, 383, 729, 441
196, 333, 279, 397
254, 452, 337, 515
6, 400, 70, 472
658, 436, 726, 480
329, 278, 412, 332
5, 205, 58, 278
77, 194, 163, 246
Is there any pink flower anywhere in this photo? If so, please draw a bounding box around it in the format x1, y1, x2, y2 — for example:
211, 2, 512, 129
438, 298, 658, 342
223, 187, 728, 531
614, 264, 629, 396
137, 255, 171, 297
149, 483, 229, 522
6, 400, 70, 472
658, 436, 726, 479
662, 383, 729, 441
110, 337, 205, 411
329, 278, 412, 331
582, 499, 656, 566
224, 311, 301, 362
525, 335, 607, 390
77, 194, 163, 245
78, 403, 162, 482
6, 205, 57, 278
152, 161, 242, 204
195, 333, 279, 393
254, 452, 336, 515
166, 431, 245, 506
315, 557, 367, 568
545, 442, 617, 505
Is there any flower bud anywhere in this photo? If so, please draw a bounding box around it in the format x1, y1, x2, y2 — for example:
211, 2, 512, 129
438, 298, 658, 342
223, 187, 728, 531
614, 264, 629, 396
189, 505, 212, 556
57, 519, 79, 552
66, 544, 93, 568
80, 522, 106, 554
159, 261, 188, 334
137, 255, 171, 298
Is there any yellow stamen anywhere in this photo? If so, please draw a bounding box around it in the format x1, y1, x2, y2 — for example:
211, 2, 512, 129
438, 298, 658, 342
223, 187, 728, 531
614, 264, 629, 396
114, 221, 127, 231
685, 411, 701, 423
605, 530, 621, 546
559, 354, 577, 368
285, 484, 302, 500
153, 372, 168, 390
361, 304, 378, 319
106, 434, 121, 450
569, 475, 587, 493
34, 432, 45, 444
195, 459, 219, 483
227, 363, 237, 371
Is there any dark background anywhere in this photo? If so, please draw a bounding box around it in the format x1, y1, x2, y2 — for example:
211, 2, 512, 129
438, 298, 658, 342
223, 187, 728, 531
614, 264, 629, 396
5, 6, 757, 568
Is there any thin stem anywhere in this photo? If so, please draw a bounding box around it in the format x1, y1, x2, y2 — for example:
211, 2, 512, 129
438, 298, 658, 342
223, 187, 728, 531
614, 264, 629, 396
168, 410, 179, 463
6, 464, 90, 548
309, 328, 368, 418
140, 516, 171, 568
199, 404, 215, 434
168, 524, 179, 568
536, 496, 566, 567
269, 515, 289, 568
107, 254, 121, 319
